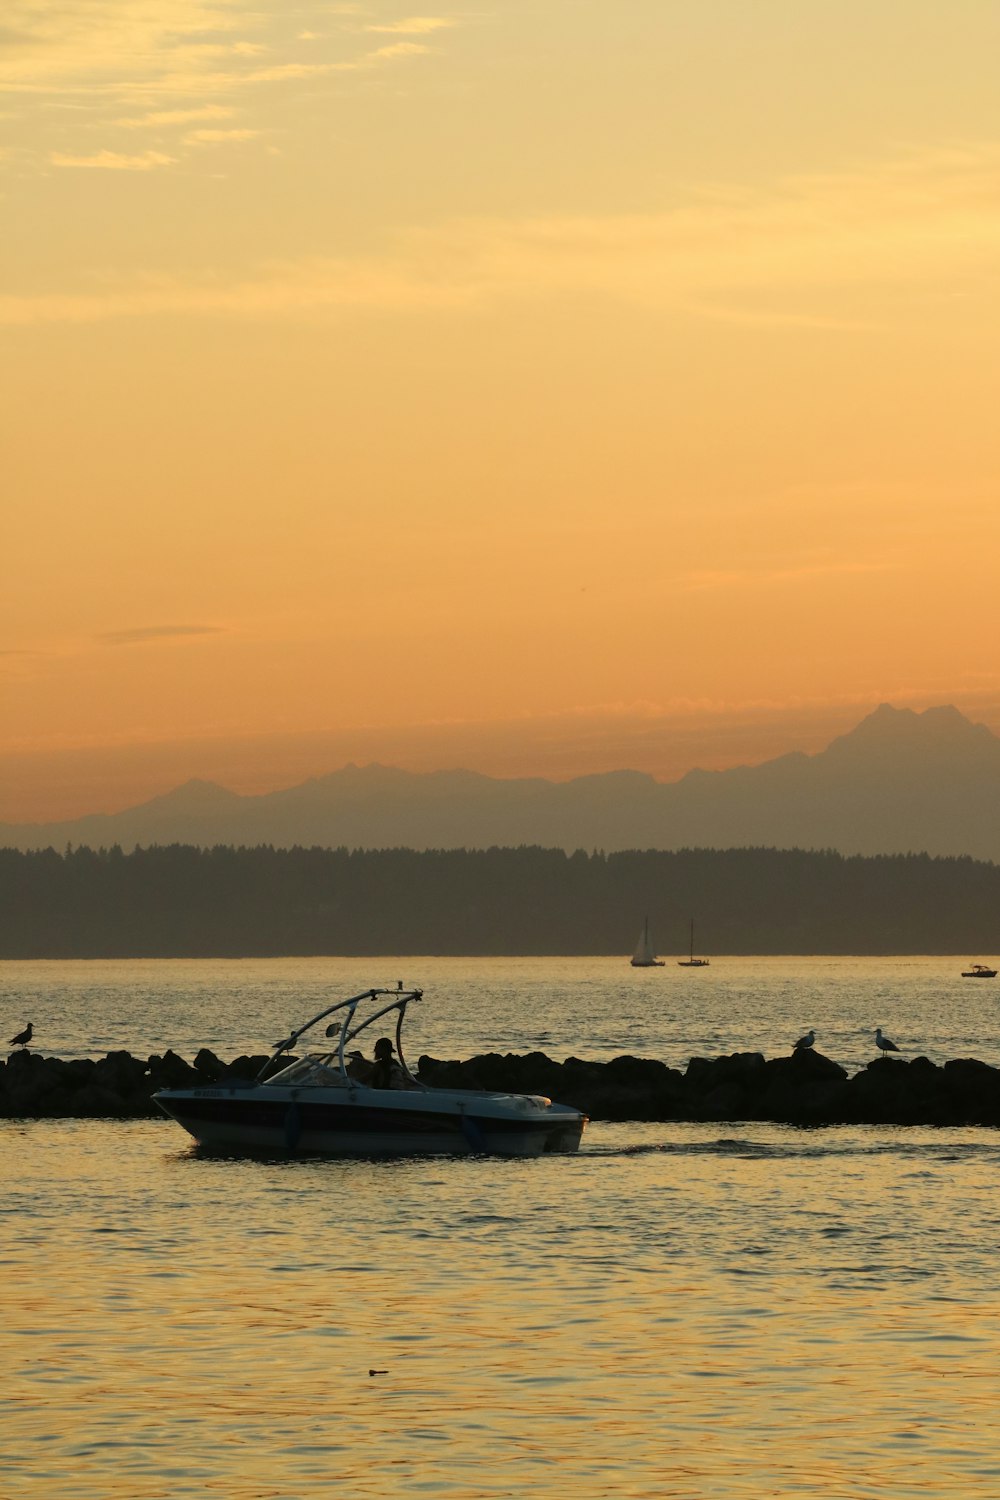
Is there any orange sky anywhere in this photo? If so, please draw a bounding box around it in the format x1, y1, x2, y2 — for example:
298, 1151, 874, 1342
4, 2, 1000, 822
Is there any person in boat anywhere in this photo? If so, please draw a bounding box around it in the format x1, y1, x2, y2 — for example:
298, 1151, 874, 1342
346, 1049, 375, 1083
370, 1036, 405, 1089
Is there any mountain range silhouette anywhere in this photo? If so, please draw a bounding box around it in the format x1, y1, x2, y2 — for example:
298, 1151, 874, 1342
4, 704, 1000, 860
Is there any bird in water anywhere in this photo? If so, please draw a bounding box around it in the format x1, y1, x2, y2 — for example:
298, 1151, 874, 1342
8, 1022, 33, 1049
875, 1027, 900, 1058
792, 1029, 815, 1052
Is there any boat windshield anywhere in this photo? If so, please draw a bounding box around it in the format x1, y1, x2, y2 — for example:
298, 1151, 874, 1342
267, 1056, 346, 1087
258, 985, 427, 1087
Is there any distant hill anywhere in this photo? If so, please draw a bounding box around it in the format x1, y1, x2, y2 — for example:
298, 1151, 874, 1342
3, 704, 1000, 861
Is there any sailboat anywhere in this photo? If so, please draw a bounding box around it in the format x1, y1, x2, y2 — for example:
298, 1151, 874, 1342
630, 916, 664, 967
677, 919, 710, 968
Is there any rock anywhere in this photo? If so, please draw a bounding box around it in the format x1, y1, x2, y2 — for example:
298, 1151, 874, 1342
93, 1051, 148, 1093
604, 1054, 678, 1088
769, 1048, 848, 1083
147, 1050, 200, 1089
941, 1058, 1000, 1125
1, 1051, 55, 1114
64, 1058, 98, 1085
71, 1083, 134, 1119
702, 1080, 753, 1120
194, 1047, 225, 1081
217, 1053, 271, 1082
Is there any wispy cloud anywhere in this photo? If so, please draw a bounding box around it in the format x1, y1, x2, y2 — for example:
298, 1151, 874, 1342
6, 145, 1000, 325
0, 1, 445, 105
98, 625, 225, 646
0, 260, 471, 325
365, 17, 455, 34
50, 149, 176, 171
366, 42, 430, 59
185, 127, 260, 144
115, 105, 236, 129
4, 4, 446, 186
0, 1, 243, 93
235, 43, 429, 82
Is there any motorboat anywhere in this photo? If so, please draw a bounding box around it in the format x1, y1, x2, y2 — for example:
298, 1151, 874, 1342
961, 963, 997, 978
154, 985, 587, 1157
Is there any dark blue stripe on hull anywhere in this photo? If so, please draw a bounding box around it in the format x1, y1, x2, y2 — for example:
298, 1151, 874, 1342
159, 1094, 573, 1142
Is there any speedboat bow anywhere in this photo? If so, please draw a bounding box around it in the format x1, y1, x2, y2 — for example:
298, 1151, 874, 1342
154, 985, 587, 1157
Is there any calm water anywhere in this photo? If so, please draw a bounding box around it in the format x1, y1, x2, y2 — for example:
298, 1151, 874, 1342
3, 954, 1000, 1071
3, 958, 1000, 1497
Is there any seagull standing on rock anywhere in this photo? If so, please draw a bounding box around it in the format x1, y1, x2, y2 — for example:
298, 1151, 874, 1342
793, 1029, 815, 1052
8, 1022, 33, 1049
875, 1027, 900, 1058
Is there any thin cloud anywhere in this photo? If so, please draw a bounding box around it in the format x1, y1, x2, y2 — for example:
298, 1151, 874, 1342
185, 127, 260, 143
365, 17, 456, 34
0, 24, 39, 47
115, 105, 236, 129
366, 42, 431, 59
7, 145, 1000, 325
0, 0, 244, 92
240, 44, 429, 81
0, 0, 442, 103
99, 625, 225, 646
50, 149, 176, 171
236, 60, 342, 82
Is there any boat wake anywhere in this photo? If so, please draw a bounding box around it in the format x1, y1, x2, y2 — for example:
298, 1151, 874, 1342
581, 1135, 1000, 1163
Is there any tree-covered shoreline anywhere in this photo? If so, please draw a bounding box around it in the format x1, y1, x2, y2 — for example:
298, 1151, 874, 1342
2, 843, 999, 958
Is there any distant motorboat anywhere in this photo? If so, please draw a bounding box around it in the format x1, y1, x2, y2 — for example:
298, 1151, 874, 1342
961, 963, 997, 978
630, 916, 664, 967
678, 919, 710, 968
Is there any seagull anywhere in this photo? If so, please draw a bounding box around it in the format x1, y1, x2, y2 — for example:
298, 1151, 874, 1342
793, 1029, 815, 1052
8, 1022, 33, 1049
875, 1027, 900, 1058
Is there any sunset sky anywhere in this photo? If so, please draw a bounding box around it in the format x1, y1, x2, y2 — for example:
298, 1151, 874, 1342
4, 1, 1000, 821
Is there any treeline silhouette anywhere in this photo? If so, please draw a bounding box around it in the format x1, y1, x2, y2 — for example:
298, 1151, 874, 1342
2, 843, 999, 957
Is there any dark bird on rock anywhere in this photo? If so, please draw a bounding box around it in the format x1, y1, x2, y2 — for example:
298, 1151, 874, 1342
8, 1022, 33, 1049
792, 1029, 815, 1052
875, 1027, 900, 1058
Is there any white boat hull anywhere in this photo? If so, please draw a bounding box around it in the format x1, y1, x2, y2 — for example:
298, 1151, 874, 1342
155, 1082, 586, 1157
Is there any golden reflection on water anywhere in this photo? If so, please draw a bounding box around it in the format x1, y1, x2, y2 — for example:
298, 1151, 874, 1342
3, 1120, 1000, 1498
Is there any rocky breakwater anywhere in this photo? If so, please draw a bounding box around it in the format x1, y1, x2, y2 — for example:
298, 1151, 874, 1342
417, 1047, 1000, 1127
0, 1048, 275, 1120
2, 1046, 1000, 1127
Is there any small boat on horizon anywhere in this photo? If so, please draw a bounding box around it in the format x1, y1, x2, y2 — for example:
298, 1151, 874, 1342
630, 916, 665, 967
961, 963, 997, 978
678, 919, 710, 968
154, 984, 587, 1157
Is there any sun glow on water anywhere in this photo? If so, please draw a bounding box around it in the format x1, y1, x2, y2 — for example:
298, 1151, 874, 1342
3, 1120, 999, 1497
4, 958, 1000, 1496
